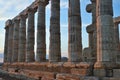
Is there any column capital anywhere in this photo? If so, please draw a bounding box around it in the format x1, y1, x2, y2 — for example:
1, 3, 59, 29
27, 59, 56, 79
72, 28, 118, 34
19, 14, 27, 19
26, 7, 37, 14
86, 4, 93, 13
36, 0, 49, 6
5, 19, 13, 29
86, 24, 95, 33
13, 18, 20, 24
90, 0, 96, 3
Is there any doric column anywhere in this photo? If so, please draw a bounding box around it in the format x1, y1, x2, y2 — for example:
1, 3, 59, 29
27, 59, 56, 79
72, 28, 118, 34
86, 24, 94, 49
18, 14, 27, 62
86, 0, 97, 61
68, 0, 82, 62
6, 20, 14, 63
26, 8, 36, 62
12, 19, 20, 62
49, 0, 61, 62
114, 23, 119, 48
4, 21, 10, 62
114, 23, 120, 63
36, 1, 48, 62
94, 0, 115, 69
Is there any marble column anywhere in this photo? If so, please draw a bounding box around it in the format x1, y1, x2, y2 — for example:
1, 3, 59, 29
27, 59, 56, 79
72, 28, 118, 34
4, 22, 9, 62
114, 23, 119, 48
18, 14, 27, 62
86, 0, 97, 61
7, 20, 14, 63
12, 19, 20, 62
49, 0, 61, 62
26, 8, 36, 62
114, 23, 120, 63
36, 1, 48, 62
68, 0, 82, 62
86, 24, 94, 49
94, 0, 115, 68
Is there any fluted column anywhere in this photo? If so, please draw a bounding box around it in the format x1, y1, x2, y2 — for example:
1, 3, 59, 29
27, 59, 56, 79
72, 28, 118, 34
7, 20, 14, 63
86, 0, 97, 61
26, 8, 36, 62
12, 19, 20, 62
4, 22, 9, 62
86, 24, 94, 49
94, 0, 115, 68
114, 23, 119, 48
49, 0, 61, 62
18, 15, 27, 62
36, 1, 48, 62
68, 0, 82, 62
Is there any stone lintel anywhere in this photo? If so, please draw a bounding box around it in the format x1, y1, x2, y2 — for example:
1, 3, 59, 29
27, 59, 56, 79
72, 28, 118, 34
86, 24, 94, 33
113, 16, 120, 24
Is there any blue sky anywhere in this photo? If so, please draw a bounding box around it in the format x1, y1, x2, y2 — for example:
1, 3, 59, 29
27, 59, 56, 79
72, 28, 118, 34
0, 0, 119, 57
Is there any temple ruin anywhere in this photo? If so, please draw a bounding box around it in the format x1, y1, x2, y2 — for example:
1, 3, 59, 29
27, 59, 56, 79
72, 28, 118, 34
2, 0, 120, 80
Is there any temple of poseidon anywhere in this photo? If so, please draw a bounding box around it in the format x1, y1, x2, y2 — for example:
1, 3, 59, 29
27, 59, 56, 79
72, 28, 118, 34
1, 0, 120, 80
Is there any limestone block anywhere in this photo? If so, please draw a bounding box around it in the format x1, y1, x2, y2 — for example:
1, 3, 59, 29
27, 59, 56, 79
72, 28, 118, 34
94, 69, 106, 77
63, 62, 76, 68
56, 73, 80, 80
113, 69, 120, 77
71, 68, 90, 76
83, 77, 99, 80
76, 62, 91, 69
101, 77, 120, 80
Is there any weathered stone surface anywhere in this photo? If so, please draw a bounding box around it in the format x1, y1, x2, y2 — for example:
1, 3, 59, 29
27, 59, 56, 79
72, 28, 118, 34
12, 19, 20, 62
36, 1, 48, 62
26, 8, 36, 62
7, 20, 14, 63
56, 73, 80, 80
71, 68, 90, 76
4, 23, 9, 62
83, 77, 99, 80
49, 0, 61, 62
101, 77, 120, 80
68, 0, 82, 62
94, 69, 106, 77
18, 14, 27, 62
95, 0, 116, 69
76, 62, 91, 69
113, 69, 120, 77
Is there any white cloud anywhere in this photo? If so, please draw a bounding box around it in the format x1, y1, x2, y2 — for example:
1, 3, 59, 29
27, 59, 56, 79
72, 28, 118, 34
0, 58, 3, 62
0, 48, 4, 53
0, 0, 34, 20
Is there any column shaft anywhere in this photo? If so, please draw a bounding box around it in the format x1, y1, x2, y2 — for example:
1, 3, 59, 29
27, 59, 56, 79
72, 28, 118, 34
7, 20, 14, 63
18, 15, 27, 62
68, 0, 82, 62
114, 23, 119, 46
4, 26, 9, 62
26, 8, 35, 62
12, 19, 20, 62
36, 3, 46, 62
95, 0, 115, 68
49, 0, 61, 62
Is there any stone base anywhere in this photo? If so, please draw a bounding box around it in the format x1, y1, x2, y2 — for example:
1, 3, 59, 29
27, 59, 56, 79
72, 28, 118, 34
101, 77, 120, 80
94, 69, 106, 77
113, 69, 120, 77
